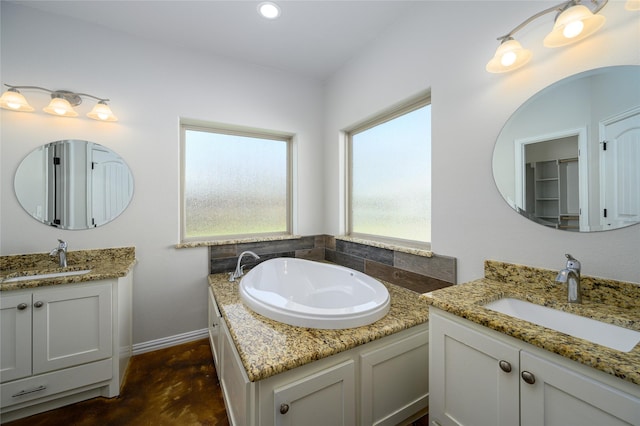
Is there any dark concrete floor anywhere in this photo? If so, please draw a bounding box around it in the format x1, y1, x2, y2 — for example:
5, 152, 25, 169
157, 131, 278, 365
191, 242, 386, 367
4, 339, 228, 426
4, 338, 429, 425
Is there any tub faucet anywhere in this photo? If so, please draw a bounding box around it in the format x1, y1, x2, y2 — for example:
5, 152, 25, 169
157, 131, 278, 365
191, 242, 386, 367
229, 251, 260, 282
50, 239, 68, 268
555, 253, 581, 304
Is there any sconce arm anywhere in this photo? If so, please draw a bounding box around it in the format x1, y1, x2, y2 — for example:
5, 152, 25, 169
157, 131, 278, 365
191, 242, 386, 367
3, 84, 110, 103
496, 0, 608, 42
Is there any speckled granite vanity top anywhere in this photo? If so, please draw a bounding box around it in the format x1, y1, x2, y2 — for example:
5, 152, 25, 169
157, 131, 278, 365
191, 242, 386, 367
0, 247, 136, 291
422, 260, 640, 385
208, 273, 429, 382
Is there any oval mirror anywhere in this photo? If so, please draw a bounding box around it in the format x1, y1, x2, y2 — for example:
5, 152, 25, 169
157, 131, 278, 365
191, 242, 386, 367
15, 140, 134, 230
492, 65, 640, 232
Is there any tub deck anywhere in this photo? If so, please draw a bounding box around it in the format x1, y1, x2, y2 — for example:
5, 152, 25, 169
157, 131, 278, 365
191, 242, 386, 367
208, 272, 429, 381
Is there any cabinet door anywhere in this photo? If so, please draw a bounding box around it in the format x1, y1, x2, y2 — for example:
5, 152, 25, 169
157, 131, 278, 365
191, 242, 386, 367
429, 310, 519, 426
208, 287, 221, 373
360, 326, 428, 426
220, 321, 253, 426
520, 351, 640, 426
32, 281, 113, 374
0, 293, 32, 383
274, 360, 355, 426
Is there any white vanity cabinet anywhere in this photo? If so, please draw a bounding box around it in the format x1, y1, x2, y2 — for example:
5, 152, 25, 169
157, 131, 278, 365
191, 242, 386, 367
208, 287, 429, 426
0, 275, 133, 422
429, 308, 640, 426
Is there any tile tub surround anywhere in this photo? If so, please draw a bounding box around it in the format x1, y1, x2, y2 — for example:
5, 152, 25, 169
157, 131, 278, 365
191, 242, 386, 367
204, 234, 455, 294
422, 260, 640, 385
0, 247, 136, 291
208, 272, 430, 382
329, 236, 456, 292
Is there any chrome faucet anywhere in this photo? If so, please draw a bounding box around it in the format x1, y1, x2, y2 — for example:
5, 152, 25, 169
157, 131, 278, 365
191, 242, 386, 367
50, 239, 68, 268
229, 251, 260, 282
555, 253, 581, 303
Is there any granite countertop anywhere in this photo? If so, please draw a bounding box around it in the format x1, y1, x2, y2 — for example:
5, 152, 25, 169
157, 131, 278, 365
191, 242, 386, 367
421, 260, 640, 386
208, 272, 429, 382
0, 247, 136, 291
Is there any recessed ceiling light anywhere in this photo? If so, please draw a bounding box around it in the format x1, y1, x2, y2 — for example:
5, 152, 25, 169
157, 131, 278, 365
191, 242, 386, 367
258, 2, 281, 19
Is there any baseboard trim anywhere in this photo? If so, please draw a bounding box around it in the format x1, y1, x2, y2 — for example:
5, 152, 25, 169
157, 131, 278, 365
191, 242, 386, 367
132, 328, 208, 355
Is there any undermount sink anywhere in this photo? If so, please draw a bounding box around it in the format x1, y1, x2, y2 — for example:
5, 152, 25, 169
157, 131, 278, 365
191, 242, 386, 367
484, 298, 640, 353
2, 269, 91, 283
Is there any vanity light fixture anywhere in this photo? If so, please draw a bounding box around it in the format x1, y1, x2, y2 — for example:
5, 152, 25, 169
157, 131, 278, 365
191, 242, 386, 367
0, 87, 34, 112
626, 0, 640, 10
487, 0, 608, 73
258, 2, 281, 19
0, 84, 118, 121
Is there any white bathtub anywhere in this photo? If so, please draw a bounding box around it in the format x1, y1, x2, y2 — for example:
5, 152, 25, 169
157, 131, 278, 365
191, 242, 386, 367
239, 258, 390, 329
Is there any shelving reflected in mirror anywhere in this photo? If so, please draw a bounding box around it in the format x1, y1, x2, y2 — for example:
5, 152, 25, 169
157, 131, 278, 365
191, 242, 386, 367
492, 65, 640, 232
15, 140, 134, 230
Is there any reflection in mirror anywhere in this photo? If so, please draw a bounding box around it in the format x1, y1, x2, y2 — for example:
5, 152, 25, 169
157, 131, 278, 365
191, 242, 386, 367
15, 140, 134, 230
492, 65, 640, 232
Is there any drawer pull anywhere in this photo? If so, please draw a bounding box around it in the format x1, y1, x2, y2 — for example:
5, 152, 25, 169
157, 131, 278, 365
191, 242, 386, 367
17, 303, 28, 310
498, 360, 512, 373
280, 403, 290, 414
34, 301, 44, 308
521, 371, 536, 385
12, 385, 47, 398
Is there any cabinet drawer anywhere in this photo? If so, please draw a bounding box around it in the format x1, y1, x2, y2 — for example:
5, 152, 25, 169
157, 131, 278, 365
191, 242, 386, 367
1, 358, 112, 409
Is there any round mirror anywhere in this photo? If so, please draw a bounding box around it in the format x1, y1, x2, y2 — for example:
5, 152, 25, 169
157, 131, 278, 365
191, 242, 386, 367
492, 65, 640, 232
15, 140, 134, 230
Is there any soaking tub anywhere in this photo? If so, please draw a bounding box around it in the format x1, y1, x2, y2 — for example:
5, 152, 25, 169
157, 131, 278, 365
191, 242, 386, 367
239, 258, 390, 329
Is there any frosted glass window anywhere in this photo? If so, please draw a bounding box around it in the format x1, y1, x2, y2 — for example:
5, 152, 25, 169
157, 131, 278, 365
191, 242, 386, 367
349, 102, 431, 244
182, 127, 289, 240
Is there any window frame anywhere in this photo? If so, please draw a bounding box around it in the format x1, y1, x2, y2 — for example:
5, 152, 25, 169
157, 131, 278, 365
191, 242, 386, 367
180, 121, 293, 243
345, 93, 432, 249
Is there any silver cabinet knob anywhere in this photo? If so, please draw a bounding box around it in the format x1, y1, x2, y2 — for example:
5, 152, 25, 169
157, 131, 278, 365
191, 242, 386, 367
280, 403, 289, 414
34, 301, 44, 308
17, 303, 28, 310
498, 360, 512, 373
521, 371, 536, 385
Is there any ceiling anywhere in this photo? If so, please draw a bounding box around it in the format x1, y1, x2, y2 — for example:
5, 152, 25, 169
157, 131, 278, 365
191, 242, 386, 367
14, 0, 421, 81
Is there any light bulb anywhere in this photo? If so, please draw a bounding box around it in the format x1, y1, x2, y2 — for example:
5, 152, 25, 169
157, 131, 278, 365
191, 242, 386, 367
43, 97, 78, 117
486, 38, 532, 73
87, 101, 118, 121
0, 89, 34, 112
544, 4, 605, 47
563, 20, 584, 39
501, 51, 517, 67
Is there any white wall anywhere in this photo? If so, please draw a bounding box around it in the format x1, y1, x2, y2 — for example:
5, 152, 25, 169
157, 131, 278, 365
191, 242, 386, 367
0, 2, 324, 344
323, 1, 640, 284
